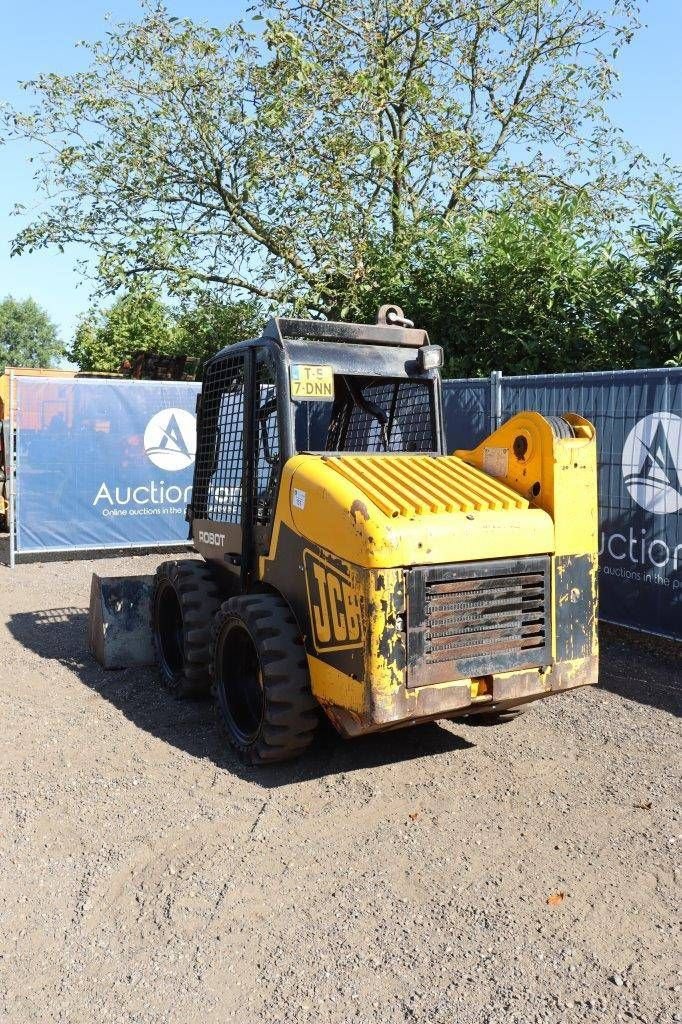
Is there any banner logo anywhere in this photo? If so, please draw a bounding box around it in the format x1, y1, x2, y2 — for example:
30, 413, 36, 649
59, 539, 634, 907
143, 408, 196, 471
622, 413, 682, 514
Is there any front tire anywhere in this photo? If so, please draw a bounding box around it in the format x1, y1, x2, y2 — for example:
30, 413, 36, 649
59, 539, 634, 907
211, 593, 319, 765
151, 560, 221, 698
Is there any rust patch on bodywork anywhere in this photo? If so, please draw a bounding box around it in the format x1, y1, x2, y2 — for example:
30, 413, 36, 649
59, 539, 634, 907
325, 654, 599, 738
370, 569, 406, 694
555, 553, 597, 661
492, 668, 551, 702
350, 499, 370, 523
330, 679, 472, 737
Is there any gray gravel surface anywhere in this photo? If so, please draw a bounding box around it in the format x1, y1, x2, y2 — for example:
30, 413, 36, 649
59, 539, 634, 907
0, 549, 680, 1024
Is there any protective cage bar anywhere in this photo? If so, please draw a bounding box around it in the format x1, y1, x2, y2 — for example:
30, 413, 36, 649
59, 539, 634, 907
406, 555, 552, 687
264, 317, 428, 348
193, 352, 246, 524
193, 349, 281, 525
254, 356, 280, 524
326, 378, 437, 453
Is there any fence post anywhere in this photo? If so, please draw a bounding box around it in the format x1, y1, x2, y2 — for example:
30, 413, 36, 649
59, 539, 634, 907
8, 370, 15, 569
490, 370, 503, 432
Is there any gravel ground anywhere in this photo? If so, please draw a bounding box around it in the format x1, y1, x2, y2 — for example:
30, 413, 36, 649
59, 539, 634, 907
0, 546, 680, 1024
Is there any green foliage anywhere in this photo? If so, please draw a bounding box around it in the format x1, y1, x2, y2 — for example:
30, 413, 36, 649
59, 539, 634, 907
175, 296, 263, 369
621, 190, 682, 368
6, 2, 682, 373
3, 1, 648, 315
0, 296, 61, 374
341, 193, 682, 376
69, 285, 263, 373
69, 285, 179, 372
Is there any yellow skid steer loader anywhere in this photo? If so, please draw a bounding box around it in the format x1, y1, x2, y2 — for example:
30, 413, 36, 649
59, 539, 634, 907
151, 306, 598, 764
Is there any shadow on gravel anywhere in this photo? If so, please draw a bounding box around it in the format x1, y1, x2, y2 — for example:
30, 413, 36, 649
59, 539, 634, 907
462, 711, 523, 727
8, 607, 474, 787
598, 626, 681, 718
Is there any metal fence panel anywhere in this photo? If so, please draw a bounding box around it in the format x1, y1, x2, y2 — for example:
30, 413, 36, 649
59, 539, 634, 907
13, 376, 201, 554
10, 368, 682, 639
442, 368, 682, 640
499, 368, 682, 639
442, 378, 491, 450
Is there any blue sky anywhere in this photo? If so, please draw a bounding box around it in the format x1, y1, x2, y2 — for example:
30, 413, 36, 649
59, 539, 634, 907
1, 0, 681, 348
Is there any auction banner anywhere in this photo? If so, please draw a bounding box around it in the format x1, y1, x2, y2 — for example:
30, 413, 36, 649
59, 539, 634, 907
13, 376, 201, 552
443, 367, 682, 641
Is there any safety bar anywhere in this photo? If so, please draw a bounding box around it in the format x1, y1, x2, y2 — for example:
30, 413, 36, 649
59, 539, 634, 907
263, 315, 429, 348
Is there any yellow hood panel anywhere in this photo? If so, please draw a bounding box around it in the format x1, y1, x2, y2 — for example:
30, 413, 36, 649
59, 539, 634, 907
276, 454, 555, 570
321, 454, 528, 517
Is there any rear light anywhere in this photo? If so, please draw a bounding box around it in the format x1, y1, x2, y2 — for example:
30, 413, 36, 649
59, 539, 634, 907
470, 677, 492, 700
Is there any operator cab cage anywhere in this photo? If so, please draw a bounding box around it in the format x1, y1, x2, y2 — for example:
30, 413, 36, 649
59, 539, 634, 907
188, 306, 446, 579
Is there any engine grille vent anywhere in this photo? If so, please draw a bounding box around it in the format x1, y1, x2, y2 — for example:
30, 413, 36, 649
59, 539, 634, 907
406, 556, 552, 687
322, 454, 528, 517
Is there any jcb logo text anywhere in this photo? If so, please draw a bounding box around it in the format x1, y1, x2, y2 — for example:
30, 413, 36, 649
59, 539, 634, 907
303, 550, 364, 652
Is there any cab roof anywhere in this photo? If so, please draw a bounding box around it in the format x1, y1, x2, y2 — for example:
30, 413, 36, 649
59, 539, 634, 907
263, 313, 428, 349
207, 307, 437, 381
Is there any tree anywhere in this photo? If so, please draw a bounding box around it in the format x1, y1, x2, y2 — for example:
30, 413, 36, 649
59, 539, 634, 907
343, 190, 682, 375
0, 296, 61, 373
4, 1, 646, 316
69, 285, 263, 373
619, 189, 682, 368
175, 295, 263, 369
69, 284, 179, 372
339, 198, 629, 375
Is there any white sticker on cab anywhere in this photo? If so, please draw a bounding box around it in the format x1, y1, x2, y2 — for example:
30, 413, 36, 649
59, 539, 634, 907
293, 488, 307, 510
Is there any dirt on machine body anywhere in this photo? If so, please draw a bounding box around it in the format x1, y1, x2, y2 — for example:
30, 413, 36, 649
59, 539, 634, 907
148, 305, 598, 764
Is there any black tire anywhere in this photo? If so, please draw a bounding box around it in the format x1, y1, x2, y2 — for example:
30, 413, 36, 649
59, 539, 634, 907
210, 592, 319, 765
151, 559, 222, 698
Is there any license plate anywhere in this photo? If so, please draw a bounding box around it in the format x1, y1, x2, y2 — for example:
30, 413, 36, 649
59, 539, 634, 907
290, 364, 334, 401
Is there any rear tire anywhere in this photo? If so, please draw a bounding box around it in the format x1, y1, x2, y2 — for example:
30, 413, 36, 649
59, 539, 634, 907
211, 592, 319, 765
151, 560, 221, 698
